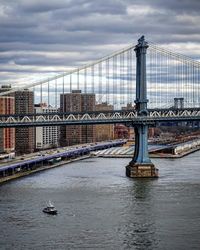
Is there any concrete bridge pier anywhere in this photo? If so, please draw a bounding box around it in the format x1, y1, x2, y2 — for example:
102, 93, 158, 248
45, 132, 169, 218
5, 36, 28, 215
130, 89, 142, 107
126, 35, 158, 178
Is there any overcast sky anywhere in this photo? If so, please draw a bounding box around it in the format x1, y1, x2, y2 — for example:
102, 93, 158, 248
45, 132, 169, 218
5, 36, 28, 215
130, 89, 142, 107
0, 0, 200, 85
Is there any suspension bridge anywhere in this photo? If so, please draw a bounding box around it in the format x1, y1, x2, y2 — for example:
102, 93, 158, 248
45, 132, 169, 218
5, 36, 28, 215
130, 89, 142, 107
1, 35, 200, 177
1, 36, 200, 124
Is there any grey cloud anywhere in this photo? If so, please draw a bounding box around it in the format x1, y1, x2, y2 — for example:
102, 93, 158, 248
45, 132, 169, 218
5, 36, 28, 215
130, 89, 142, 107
0, 0, 200, 85
125, 0, 200, 14
19, 0, 70, 13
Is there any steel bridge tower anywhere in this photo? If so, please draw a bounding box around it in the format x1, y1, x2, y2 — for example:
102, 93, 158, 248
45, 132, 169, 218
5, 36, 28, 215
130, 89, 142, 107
126, 36, 158, 178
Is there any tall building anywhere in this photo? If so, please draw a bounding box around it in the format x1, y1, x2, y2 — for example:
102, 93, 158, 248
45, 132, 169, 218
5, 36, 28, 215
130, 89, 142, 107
35, 103, 59, 149
60, 90, 95, 146
13, 89, 35, 155
0, 96, 15, 153
95, 102, 114, 142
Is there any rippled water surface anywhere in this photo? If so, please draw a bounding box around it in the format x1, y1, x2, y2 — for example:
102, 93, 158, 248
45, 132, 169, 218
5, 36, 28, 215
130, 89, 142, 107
1, 152, 200, 250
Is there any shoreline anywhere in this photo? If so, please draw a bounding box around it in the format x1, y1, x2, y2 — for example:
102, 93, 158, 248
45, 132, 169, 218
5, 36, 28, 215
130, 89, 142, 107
95, 146, 200, 159
151, 146, 200, 158
0, 155, 90, 185
0, 140, 126, 185
1, 145, 200, 185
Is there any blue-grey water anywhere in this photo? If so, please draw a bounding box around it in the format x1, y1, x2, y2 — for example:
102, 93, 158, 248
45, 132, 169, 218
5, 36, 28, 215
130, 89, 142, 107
1, 152, 200, 250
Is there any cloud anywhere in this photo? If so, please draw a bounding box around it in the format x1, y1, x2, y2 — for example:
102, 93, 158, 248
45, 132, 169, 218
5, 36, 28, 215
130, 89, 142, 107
126, 0, 200, 14
0, 0, 200, 86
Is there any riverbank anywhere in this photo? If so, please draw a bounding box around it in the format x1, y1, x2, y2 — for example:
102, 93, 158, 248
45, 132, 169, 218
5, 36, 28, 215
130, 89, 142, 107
1, 138, 200, 184
0, 155, 90, 184
151, 146, 200, 158
95, 146, 200, 159
0, 140, 126, 184
92, 138, 200, 159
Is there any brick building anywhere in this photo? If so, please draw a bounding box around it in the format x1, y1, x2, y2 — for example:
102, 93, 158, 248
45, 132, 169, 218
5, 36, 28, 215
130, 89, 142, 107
14, 90, 35, 154
0, 96, 15, 153
95, 102, 114, 142
60, 90, 96, 146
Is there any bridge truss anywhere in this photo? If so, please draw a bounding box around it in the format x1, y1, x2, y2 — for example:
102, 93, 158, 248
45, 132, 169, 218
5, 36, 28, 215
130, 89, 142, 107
0, 108, 200, 128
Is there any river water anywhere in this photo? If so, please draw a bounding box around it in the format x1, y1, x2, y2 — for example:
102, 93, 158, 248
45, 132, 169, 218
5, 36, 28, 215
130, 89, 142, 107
1, 152, 200, 250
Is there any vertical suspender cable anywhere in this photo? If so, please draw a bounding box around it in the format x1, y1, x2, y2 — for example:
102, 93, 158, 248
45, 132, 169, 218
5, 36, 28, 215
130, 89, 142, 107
92, 65, 94, 94
192, 62, 195, 105
130, 48, 133, 106
122, 51, 125, 105
77, 70, 79, 91
184, 58, 186, 105
149, 49, 152, 107
55, 79, 57, 108
113, 55, 118, 108
159, 50, 161, 106
47, 80, 50, 106
108, 59, 110, 104
84, 68, 87, 94
70, 74, 72, 93
159, 51, 162, 106
62, 76, 65, 112
188, 62, 192, 107
155, 50, 158, 107
175, 57, 177, 99
181, 58, 183, 102
106, 59, 109, 104
198, 66, 200, 105
112, 56, 114, 106
128, 49, 131, 105
120, 53, 122, 105
99, 62, 102, 103
186, 61, 189, 106
40, 83, 42, 104
166, 52, 169, 106
125, 51, 128, 106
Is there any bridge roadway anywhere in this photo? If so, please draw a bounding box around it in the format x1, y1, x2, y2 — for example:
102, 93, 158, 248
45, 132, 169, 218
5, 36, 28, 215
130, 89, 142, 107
0, 108, 200, 128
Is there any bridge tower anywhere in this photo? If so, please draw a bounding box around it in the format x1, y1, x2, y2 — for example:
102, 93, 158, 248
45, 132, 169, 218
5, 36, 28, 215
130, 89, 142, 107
126, 36, 158, 178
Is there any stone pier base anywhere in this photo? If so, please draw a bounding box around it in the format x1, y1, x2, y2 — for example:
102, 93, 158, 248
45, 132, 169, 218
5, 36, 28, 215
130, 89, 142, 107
126, 163, 159, 178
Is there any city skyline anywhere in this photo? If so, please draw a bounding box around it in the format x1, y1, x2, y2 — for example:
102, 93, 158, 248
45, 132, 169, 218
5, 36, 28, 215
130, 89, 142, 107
0, 0, 200, 86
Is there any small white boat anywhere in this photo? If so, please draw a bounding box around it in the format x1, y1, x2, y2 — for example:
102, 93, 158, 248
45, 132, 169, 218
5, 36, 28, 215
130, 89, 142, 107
43, 201, 57, 215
